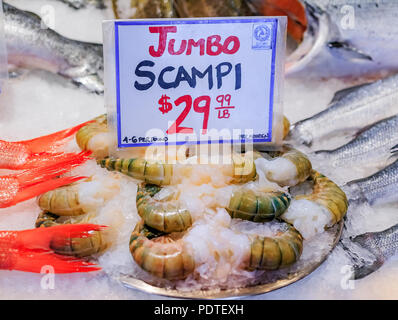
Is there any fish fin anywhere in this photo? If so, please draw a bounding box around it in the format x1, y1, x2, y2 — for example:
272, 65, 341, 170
327, 41, 373, 62
391, 144, 398, 156
15, 224, 107, 251
330, 83, 371, 104
15, 151, 91, 186
23, 152, 91, 169
72, 75, 104, 94
12, 250, 101, 273
20, 122, 94, 153
9, 176, 85, 207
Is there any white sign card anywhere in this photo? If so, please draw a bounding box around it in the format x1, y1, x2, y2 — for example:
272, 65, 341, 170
103, 17, 287, 150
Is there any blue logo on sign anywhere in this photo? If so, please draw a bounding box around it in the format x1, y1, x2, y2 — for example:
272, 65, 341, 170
252, 24, 272, 50
254, 25, 270, 42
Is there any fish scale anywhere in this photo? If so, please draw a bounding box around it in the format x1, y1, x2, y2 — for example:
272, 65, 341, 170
316, 115, 398, 175
289, 73, 398, 150
346, 160, 398, 205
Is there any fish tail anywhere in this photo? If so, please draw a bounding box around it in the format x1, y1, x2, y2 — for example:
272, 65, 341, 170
391, 144, 398, 156
20, 120, 94, 153
11, 250, 101, 273
15, 151, 91, 186
9, 176, 85, 207
15, 224, 107, 250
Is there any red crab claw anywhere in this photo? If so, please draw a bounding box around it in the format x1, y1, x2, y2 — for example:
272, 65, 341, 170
0, 151, 92, 208
0, 224, 106, 273
0, 119, 94, 170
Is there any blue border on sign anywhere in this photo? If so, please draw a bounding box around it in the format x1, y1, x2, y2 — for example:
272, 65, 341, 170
114, 18, 278, 148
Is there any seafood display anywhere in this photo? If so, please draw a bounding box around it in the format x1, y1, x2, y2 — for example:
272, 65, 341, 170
288, 74, 398, 150
3, 2, 104, 93
2, 0, 398, 300
90, 147, 342, 283
42, 115, 343, 285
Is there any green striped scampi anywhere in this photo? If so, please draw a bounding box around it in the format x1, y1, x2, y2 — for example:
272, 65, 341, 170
129, 220, 195, 280
136, 183, 192, 233
227, 188, 291, 222
76, 114, 109, 159
260, 146, 313, 187
247, 223, 303, 271
98, 158, 173, 186
98, 152, 257, 186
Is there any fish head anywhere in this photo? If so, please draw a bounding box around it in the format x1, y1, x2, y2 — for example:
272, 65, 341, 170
286, 121, 313, 147
341, 237, 385, 280
61, 43, 104, 94
285, 1, 332, 76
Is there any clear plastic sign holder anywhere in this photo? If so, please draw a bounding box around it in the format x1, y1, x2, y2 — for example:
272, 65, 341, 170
0, 0, 8, 95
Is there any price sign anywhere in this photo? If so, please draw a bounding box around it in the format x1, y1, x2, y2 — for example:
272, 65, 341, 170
103, 17, 286, 148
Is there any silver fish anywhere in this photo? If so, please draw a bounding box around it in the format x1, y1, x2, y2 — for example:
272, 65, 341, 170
247, 0, 398, 78
342, 223, 398, 279
288, 73, 398, 150
55, 0, 106, 9
315, 115, 398, 177
3, 2, 104, 93
345, 159, 398, 206
288, 0, 398, 78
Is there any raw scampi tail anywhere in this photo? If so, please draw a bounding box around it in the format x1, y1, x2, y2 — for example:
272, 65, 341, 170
0, 224, 106, 273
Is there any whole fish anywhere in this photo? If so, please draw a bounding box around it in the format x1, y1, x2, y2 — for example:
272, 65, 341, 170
345, 159, 398, 206
56, 0, 105, 9
248, 0, 398, 78
315, 115, 398, 177
342, 223, 398, 279
288, 73, 398, 150
3, 2, 104, 93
